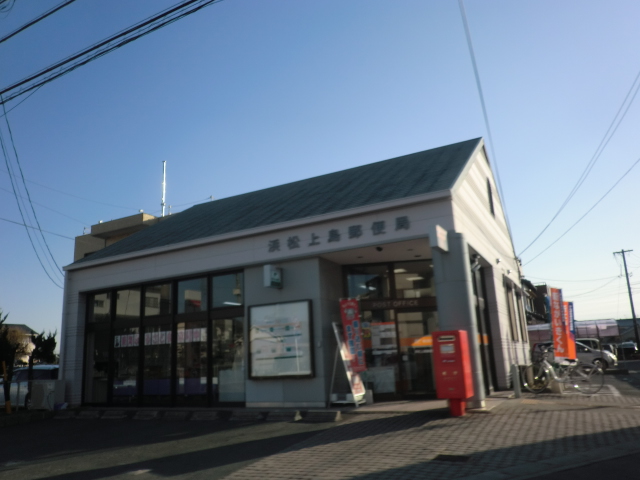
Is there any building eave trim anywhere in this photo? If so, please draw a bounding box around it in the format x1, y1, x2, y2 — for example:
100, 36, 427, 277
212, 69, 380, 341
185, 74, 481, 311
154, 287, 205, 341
65, 190, 452, 272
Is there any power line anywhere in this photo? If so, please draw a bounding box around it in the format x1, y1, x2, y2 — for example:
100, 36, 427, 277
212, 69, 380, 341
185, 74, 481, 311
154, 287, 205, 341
0, 0, 77, 45
0, 119, 62, 288
0, 216, 74, 240
524, 155, 640, 265
0, 185, 89, 225
2, 98, 64, 276
524, 275, 618, 283
519, 65, 640, 256
0, 85, 42, 118
0, 0, 224, 105
0, 167, 140, 211
458, 0, 515, 258
564, 277, 621, 298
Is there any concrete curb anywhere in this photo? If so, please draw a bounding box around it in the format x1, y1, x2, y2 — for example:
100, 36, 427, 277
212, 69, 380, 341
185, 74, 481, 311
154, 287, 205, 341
0, 410, 54, 428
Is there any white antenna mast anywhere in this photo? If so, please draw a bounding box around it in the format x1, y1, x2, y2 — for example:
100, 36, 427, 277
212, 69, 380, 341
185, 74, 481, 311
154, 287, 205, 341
161, 161, 167, 217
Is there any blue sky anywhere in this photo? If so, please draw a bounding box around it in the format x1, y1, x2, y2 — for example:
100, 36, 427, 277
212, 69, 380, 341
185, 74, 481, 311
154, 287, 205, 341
2, 0, 640, 339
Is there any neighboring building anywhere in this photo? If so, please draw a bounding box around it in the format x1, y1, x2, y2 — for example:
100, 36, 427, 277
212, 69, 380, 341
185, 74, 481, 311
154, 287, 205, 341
60, 138, 529, 410
521, 279, 547, 325
74, 213, 163, 261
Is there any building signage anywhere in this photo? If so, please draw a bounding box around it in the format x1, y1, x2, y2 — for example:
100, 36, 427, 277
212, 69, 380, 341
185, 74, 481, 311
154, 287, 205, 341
263, 264, 283, 289
331, 322, 366, 404
429, 224, 449, 252
360, 297, 436, 311
267, 215, 411, 253
550, 288, 575, 360
339, 299, 366, 373
249, 300, 314, 378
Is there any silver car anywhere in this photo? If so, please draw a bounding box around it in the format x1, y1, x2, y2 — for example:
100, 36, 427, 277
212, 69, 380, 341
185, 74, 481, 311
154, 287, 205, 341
0, 365, 59, 409
531, 341, 617, 370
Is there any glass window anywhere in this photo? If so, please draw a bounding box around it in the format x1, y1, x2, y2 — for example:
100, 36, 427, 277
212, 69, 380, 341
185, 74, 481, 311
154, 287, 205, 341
213, 317, 245, 402
143, 324, 173, 405
178, 278, 207, 314
116, 288, 141, 321
393, 261, 435, 298
212, 272, 243, 308
84, 329, 109, 403
346, 265, 390, 299
87, 293, 111, 323
176, 321, 208, 405
112, 326, 140, 404
145, 284, 172, 316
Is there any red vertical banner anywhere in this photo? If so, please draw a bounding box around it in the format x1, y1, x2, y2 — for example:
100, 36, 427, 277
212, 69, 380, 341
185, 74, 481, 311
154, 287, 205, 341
551, 288, 570, 359
563, 301, 576, 359
339, 298, 367, 373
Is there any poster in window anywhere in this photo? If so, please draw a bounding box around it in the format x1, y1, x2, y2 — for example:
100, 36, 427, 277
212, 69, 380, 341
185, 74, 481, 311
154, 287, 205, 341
249, 300, 313, 378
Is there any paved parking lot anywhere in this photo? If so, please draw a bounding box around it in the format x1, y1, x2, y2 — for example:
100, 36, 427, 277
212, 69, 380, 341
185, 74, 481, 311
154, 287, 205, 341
3, 365, 640, 480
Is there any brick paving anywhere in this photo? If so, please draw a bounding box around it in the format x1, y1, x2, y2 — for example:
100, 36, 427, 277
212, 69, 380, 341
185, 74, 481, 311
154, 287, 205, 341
223, 394, 640, 480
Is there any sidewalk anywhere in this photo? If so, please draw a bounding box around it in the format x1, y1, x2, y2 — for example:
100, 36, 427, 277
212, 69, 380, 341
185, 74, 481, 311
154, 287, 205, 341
221, 392, 640, 480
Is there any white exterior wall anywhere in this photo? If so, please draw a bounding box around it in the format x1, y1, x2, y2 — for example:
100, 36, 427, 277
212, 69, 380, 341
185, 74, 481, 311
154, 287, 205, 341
61, 194, 456, 405
60, 142, 525, 403
450, 146, 528, 388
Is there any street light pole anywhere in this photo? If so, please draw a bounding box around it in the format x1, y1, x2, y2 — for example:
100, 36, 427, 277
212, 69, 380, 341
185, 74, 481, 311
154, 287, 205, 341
614, 249, 640, 347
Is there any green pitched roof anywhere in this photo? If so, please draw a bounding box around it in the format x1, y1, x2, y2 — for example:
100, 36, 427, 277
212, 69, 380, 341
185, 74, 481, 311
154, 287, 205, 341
77, 138, 481, 263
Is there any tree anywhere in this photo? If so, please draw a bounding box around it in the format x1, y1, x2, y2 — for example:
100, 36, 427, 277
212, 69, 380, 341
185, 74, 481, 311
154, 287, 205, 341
0, 310, 31, 413
26, 330, 57, 407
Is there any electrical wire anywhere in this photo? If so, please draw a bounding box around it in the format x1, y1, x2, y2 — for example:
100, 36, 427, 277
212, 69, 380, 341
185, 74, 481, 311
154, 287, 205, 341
0, 0, 77, 45
519, 65, 640, 257
564, 277, 621, 298
0, 85, 43, 118
524, 155, 640, 265
0, 167, 141, 211
524, 275, 618, 283
0, 0, 224, 105
0, 124, 62, 288
0, 186, 89, 225
458, 0, 515, 258
0, 216, 73, 240
2, 97, 64, 276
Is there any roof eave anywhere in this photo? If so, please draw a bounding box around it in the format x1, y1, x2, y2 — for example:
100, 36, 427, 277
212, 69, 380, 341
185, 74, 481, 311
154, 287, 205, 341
65, 189, 452, 272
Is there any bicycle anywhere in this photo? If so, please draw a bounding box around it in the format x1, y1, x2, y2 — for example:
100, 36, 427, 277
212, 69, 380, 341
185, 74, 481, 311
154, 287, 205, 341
522, 346, 604, 395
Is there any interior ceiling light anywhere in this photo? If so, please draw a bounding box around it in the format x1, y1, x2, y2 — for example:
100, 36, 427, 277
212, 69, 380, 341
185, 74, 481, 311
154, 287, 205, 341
406, 276, 424, 281
394, 268, 407, 273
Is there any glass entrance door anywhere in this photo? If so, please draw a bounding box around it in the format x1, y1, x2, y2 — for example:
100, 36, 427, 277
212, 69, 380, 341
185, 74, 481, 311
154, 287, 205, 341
397, 310, 437, 395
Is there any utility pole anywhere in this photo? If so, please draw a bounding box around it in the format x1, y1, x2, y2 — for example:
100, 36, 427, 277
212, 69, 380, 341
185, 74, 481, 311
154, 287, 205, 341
614, 249, 640, 347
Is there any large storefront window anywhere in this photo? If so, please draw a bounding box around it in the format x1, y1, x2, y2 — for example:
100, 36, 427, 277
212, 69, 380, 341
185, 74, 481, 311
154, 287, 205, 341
145, 284, 172, 316
346, 261, 437, 399
143, 324, 172, 405
176, 321, 208, 406
346, 265, 390, 299
112, 326, 140, 404
213, 317, 245, 402
212, 273, 243, 308
178, 278, 207, 314
83, 271, 244, 407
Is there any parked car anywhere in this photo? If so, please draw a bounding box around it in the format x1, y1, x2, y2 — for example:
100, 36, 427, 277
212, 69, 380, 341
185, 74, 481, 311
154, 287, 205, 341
602, 343, 618, 357
617, 341, 639, 360
576, 338, 601, 350
531, 341, 617, 370
0, 365, 59, 409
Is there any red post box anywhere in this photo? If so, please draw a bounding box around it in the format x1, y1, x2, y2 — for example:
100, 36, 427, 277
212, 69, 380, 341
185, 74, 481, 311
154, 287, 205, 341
433, 330, 474, 416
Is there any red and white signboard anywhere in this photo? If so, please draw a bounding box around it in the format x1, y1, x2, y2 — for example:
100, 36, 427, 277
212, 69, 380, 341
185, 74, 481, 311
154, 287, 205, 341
551, 288, 575, 360
339, 298, 367, 373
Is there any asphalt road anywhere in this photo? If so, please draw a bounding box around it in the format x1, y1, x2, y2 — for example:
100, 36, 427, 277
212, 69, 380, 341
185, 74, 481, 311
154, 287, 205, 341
0, 417, 335, 480
605, 360, 640, 396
